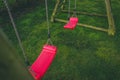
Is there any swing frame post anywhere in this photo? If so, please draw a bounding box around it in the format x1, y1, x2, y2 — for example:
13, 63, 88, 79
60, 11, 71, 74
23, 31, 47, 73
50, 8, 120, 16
61, 0, 66, 10
51, 0, 60, 22
51, 0, 115, 35
105, 0, 115, 35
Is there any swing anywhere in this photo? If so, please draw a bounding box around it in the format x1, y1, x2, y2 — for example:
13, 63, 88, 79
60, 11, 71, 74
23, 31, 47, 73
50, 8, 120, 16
29, 44, 57, 80
64, 0, 78, 30
3, 0, 57, 80
29, 0, 57, 79
64, 17, 78, 30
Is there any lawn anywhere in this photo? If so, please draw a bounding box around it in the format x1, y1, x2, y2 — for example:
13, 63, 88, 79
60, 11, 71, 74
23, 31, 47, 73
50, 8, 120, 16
0, 0, 120, 80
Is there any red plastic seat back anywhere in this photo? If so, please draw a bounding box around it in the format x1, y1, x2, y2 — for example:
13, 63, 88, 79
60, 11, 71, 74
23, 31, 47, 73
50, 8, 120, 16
70, 17, 78, 23
29, 44, 57, 80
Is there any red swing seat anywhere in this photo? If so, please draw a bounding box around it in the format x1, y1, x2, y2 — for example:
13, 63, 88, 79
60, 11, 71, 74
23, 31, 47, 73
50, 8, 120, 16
64, 17, 78, 30
64, 22, 75, 30
29, 44, 57, 80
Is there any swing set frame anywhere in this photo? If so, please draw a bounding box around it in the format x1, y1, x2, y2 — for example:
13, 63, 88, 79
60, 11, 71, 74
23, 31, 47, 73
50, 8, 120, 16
51, 0, 115, 35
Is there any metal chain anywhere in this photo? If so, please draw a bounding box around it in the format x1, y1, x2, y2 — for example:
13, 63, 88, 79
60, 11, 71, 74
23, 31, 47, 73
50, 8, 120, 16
73, 0, 77, 17
45, 0, 53, 45
3, 0, 29, 65
68, 0, 70, 19
75, 0, 76, 9
45, 0, 50, 37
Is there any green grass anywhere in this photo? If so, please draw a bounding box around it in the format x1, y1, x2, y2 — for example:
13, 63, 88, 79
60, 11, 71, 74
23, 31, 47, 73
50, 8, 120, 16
1, 0, 120, 80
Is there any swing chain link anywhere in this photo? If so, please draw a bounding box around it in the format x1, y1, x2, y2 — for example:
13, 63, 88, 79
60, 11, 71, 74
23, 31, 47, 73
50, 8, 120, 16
45, 0, 53, 45
73, 0, 77, 17
3, 0, 30, 66
68, 0, 70, 19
